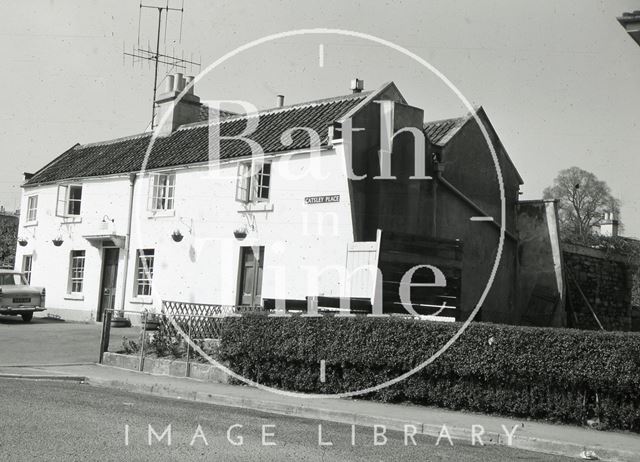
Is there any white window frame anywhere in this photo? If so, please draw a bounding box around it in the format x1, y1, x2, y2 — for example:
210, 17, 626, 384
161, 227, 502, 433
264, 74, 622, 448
148, 173, 176, 211
21, 255, 33, 284
26, 195, 38, 223
56, 184, 83, 217
68, 250, 86, 294
235, 161, 271, 203
134, 249, 154, 297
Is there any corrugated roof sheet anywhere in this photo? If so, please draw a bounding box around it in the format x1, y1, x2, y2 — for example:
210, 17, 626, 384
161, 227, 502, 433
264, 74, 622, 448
25, 92, 370, 185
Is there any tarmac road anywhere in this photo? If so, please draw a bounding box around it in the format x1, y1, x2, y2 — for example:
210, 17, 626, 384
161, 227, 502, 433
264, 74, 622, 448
0, 315, 137, 366
0, 378, 575, 462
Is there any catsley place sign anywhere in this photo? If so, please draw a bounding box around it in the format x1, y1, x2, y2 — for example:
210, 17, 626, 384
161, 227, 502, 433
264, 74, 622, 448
304, 195, 340, 205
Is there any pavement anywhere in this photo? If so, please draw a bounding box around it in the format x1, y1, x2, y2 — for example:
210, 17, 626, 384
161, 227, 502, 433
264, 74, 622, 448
1, 317, 639, 461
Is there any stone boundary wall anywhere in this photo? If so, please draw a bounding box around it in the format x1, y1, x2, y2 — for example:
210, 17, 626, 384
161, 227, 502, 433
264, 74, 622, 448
102, 352, 229, 383
562, 243, 637, 331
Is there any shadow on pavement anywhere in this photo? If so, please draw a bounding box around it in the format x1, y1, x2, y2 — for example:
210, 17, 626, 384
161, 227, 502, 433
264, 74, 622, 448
0, 314, 67, 325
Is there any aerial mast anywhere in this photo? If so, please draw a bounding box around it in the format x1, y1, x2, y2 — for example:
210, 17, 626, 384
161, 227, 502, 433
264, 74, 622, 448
123, 0, 200, 129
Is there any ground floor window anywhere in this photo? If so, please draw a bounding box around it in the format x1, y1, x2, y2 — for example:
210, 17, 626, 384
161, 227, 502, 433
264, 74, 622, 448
135, 249, 154, 296
21, 255, 33, 284
68, 250, 86, 293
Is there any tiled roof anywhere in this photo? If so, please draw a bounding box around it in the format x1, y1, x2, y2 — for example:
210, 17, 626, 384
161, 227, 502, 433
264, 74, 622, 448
425, 108, 524, 185
196, 104, 238, 122
618, 10, 640, 25
423, 116, 469, 147
25, 92, 370, 185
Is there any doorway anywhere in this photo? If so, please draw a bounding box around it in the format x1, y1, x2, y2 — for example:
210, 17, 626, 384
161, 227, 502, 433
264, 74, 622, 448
237, 246, 264, 306
97, 247, 119, 321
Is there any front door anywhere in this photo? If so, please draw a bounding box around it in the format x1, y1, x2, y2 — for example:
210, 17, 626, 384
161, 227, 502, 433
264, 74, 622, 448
238, 246, 264, 306
98, 248, 119, 321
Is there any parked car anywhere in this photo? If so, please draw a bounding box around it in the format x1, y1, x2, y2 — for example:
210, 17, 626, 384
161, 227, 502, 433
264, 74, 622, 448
0, 269, 46, 322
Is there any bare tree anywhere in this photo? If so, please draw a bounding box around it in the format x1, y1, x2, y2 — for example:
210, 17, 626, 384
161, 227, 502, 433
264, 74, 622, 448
543, 166, 621, 240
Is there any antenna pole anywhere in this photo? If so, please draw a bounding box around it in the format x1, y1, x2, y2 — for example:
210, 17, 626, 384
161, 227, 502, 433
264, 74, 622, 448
124, 2, 200, 131
151, 7, 163, 129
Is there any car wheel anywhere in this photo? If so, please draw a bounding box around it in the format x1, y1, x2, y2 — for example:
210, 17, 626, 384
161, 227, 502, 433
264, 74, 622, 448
21, 312, 33, 323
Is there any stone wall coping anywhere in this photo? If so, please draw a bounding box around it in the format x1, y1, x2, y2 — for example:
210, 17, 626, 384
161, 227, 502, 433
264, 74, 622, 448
562, 243, 637, 266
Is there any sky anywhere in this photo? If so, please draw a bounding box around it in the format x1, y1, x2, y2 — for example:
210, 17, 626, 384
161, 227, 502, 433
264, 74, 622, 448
1, 0, 639, 237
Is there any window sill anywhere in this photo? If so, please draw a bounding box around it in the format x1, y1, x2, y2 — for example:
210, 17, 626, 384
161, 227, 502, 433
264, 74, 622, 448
23, 220, 38, 227
147, 209, 175, 218
61, 216, 82, 224
237, 203, 274, 213
64, 293, 84, 301
130, 297, 153, 305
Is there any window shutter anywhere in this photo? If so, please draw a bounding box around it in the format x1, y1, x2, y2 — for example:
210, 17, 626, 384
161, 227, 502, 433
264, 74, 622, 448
250, 164, 259, 202
235, 163, 250, 203
55, 185, 68, 217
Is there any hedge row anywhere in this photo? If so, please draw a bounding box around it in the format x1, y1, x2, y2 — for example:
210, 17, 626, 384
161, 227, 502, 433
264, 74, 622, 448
219, 315, 640, 431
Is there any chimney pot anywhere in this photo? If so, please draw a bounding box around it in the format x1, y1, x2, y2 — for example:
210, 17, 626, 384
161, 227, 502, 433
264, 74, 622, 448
350, 78, 364, 93
185, 76, 195, 95
173, 73, 184, 92
164, 75, 175, 93
277, 95, 285, 107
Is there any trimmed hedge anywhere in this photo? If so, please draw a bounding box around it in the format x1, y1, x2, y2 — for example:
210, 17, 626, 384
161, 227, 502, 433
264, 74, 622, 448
219, 315, 640, 431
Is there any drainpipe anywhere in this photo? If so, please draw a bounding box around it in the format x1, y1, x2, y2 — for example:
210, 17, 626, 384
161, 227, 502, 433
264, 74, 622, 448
432, 159, 445, 236
116, 173, 137, 318
436, 170, 518, 242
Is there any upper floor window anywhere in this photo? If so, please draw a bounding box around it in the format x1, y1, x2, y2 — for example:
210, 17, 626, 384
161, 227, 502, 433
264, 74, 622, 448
56, 184, 82, 217
68, 250, 86, 293
149, 173, 175, 211
235, 161, 271, 203
135, 249, 155, 297
26, 196, 38, 222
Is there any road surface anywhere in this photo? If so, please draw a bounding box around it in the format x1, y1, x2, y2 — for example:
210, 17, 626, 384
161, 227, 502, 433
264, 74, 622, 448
0, 315, 136, 366
0, 378, 574, 461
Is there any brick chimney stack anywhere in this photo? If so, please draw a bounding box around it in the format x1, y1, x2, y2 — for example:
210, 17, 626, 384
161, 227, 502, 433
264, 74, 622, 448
153, 73, 201, 136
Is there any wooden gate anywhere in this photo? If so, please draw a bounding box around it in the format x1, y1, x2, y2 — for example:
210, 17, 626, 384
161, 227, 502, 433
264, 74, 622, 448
378, 232, 463, 318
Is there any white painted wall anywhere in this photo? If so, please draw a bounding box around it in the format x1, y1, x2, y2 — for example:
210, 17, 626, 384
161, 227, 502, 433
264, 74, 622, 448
16, 145, 357, 321
16, 177, 133, 321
